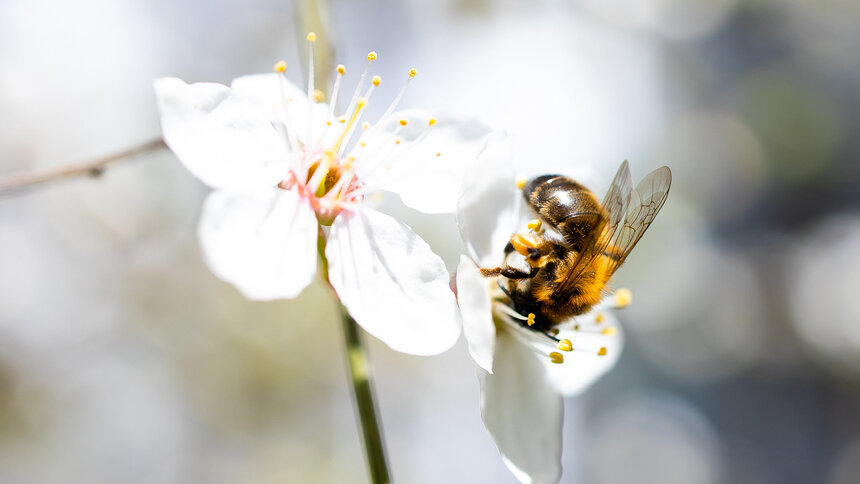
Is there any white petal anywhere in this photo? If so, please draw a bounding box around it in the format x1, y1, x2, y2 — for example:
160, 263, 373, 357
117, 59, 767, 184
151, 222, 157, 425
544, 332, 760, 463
198, 188, 317, 300
326, 206, 460, 355
542, 310, 625, 396
230, 73, 329, 147
457, 132, 521, 267
355, 110, 492, 214
480, 332, 563, 484
456, 255, 496, 372
154, 77, 290, 188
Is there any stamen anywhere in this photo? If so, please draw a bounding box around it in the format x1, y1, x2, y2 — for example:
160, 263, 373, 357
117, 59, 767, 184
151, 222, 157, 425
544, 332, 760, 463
274, 60, 287, 73
336, 71, 383, 156
306, 150, 334, 195
614, 288, 632, 308
326, 155, 359, 199
428, 118, 437, 126
557, 339, 573, 352
601, 327, 617, 336
377, 68, 418, 125
329, 65, 346, 116
313, 89, 325, 102
306, 33, 316, 100
516, 178, 527, 189
549, 352, 564, 364
305, 32, 317, 163
332, 97, 367, 154
527, 313, 536, 326
595, 313, 605, 323
492, 302, 529, 322
399, 119, 408, 126
344, 52, 377, 122
527, 219, 542, 231
598, 347, 608, 356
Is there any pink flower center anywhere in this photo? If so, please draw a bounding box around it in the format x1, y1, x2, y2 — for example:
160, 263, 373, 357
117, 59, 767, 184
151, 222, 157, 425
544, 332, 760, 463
279, 148, 364, 225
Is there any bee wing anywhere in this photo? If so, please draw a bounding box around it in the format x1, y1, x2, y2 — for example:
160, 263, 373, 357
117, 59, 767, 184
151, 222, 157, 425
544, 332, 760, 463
557, 162, 634, 291
604, 166, 672, 276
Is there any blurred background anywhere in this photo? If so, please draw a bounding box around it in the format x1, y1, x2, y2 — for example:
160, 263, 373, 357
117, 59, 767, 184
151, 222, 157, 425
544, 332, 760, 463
1, 0, 859, 482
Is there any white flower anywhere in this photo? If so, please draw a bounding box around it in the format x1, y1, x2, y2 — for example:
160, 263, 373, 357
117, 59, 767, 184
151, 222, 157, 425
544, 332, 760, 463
154, 34, 490, 356
455, 133, 627, 483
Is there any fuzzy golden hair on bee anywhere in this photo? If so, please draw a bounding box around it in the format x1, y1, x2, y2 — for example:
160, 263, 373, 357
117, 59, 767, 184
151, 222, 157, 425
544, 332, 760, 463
482, 161, 671, 330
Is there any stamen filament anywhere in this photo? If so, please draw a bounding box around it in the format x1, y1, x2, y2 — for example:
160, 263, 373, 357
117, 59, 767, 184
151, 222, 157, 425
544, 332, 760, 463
306, 151, 334, 194
348, 120, 437, 196
305, 32, 317, 165
329, 65, 346, 117
344, 53, 376, 126
332, 98, 367, 155
377, 69, 416, 125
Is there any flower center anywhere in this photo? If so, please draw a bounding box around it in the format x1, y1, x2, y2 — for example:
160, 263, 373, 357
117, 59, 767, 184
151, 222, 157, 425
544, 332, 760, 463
270, 32, 429, 225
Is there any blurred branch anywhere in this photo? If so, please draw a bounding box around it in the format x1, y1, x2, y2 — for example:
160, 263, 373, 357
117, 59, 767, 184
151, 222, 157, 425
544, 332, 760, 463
0, 138, 166, 195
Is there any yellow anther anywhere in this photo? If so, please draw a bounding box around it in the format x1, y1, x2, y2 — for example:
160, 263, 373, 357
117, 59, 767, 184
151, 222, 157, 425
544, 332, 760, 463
549, 352, 564, 364
550, 328, 560, 336
361, 141, 367, 147
313, 89, 325, 102
361, 122, 370, 130
614, 288, 633, 308
357, 97, 367, 108
595, 313, 605, 323
395, 139, 401, 144
428, 118, 437, 126
598, 347, 608, 356
436, 152, 441, 157
274, 60, 287, 73
399, 119, 408, 126
326, 121, 332, 126
516, 178, 527, 189
408, 67, 418, 77
557, 339, 573, 352
527, 219, 542, 231
367, 51, 378, 61
527, 313, 536, 326
306, 32, 317, 42
574, 324, 581, 331
372, 75, 381, 86
601, 327, 617, 336
339, 118, 346, 124
337, 64, 346, 75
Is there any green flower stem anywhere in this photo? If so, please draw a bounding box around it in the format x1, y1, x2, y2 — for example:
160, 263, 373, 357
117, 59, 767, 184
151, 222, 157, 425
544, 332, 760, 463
339, 307, 391, 484
317, 226, 391, 484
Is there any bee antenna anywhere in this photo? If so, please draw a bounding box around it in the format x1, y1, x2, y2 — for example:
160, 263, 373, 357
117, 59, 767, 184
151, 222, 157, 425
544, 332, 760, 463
496, 280, 513, 299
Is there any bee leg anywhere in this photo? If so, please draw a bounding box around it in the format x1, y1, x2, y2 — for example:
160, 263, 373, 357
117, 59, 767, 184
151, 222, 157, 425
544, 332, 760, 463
501, 266, 539, 279
479, 265, 539, 279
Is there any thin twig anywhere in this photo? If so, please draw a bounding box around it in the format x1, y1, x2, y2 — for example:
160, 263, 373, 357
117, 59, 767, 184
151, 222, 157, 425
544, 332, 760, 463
0, 138, 166, 195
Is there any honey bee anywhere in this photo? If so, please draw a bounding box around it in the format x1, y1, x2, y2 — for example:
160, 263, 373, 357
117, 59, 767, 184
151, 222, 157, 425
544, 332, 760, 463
480, 161, 671, 331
